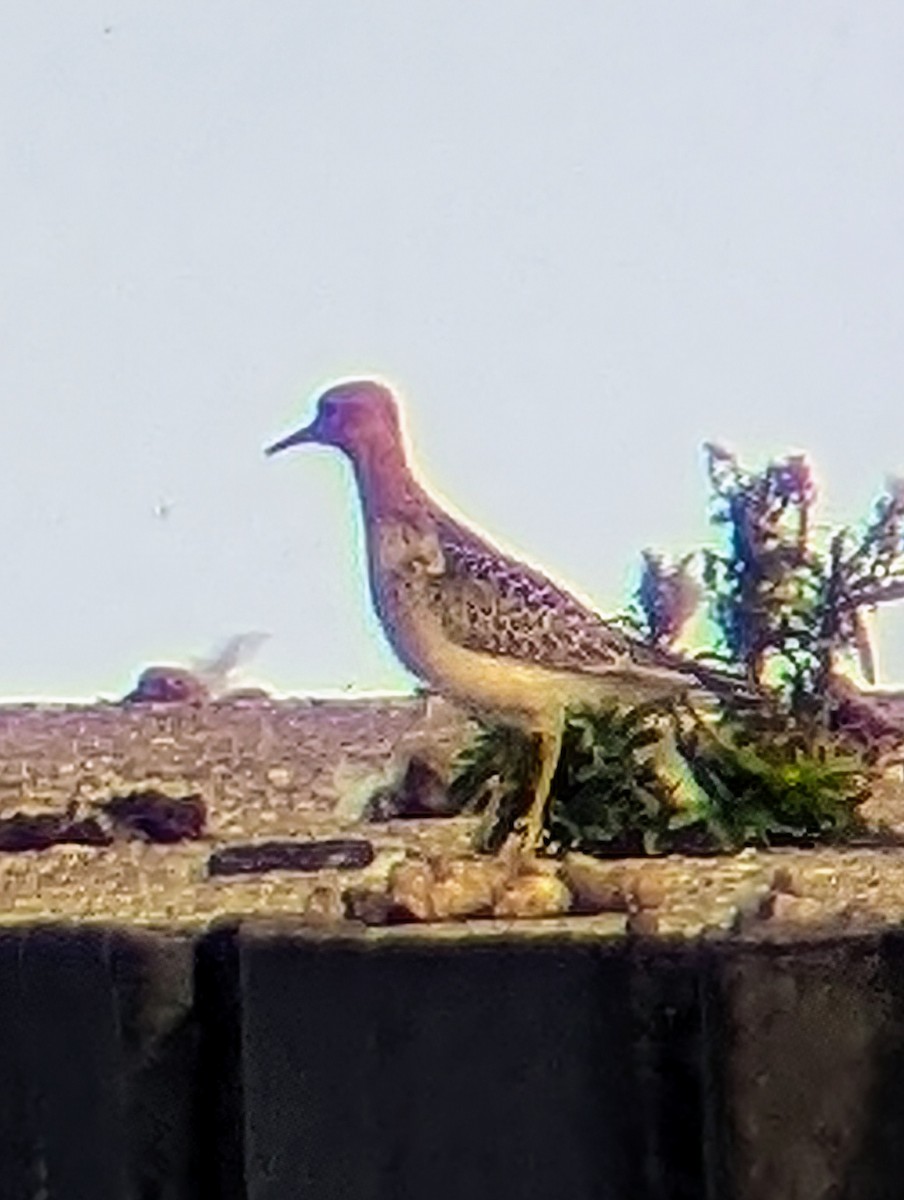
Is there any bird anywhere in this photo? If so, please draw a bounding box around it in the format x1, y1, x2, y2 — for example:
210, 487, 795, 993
266, 378, 739, 848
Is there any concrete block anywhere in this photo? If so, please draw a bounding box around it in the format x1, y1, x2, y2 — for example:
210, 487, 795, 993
239, 925, 648, 1200
0, 924, 197, 1200
705, 932, 904, 1200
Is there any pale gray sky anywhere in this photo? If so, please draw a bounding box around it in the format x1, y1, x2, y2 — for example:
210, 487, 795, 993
2, 2, 904, 699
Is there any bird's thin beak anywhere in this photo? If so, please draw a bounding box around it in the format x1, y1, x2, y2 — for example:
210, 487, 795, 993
264, 422, 318, 457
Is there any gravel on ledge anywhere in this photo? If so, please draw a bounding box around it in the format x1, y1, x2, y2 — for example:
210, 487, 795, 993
1, 694, 904, 939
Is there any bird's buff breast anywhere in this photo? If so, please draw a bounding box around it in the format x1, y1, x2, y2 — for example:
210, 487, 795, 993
368, 554, 610, 722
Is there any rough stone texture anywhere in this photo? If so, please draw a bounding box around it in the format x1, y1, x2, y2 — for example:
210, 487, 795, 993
387, 856, 436, 918
0, 695, 479, 928
493, 871, 573, 917
563, 853, 667, 914
367, 849, 576, 924
0, 695, 470, 830
0, 694, 904, 935
343, 884, 413, 926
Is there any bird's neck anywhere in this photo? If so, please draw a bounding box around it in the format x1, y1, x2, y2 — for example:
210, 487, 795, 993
347, 435, 424, 522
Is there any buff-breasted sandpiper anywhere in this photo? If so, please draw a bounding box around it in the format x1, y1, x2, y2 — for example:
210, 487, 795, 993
267, 379, 733, 847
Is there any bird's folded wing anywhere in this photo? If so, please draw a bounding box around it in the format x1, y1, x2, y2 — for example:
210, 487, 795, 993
374, 509, 733, 693
428, 516, 671, 679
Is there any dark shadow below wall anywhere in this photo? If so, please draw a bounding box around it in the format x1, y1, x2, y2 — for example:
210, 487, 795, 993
3, 921, 904, 1199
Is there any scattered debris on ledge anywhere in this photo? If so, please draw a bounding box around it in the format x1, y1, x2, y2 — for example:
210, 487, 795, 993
0, 694, 902, 937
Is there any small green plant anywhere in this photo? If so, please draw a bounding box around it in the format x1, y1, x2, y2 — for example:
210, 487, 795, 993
645, 447, 904, 846
447, 721, 538, 853
449, 699, 871, 856
546, 704, 680, 856
451, 446, 904, 860
450, 704, 681, 854
673, 703, 871, 850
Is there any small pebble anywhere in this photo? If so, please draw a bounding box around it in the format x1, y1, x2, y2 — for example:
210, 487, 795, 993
766, 892, 825, 924
493, 874, 572, 919
266, 767, 292, 789
302, 886, 344, 923
388, 857, 435, 920
770, 865, 800, 895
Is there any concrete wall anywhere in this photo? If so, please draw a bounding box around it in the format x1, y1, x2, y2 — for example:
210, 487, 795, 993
1, 921, 902, 1199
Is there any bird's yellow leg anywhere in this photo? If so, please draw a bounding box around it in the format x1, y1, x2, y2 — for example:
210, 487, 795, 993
519, 716, 564, 851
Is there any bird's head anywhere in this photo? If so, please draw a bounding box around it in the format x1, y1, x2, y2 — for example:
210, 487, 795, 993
265, 379, 402, 461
